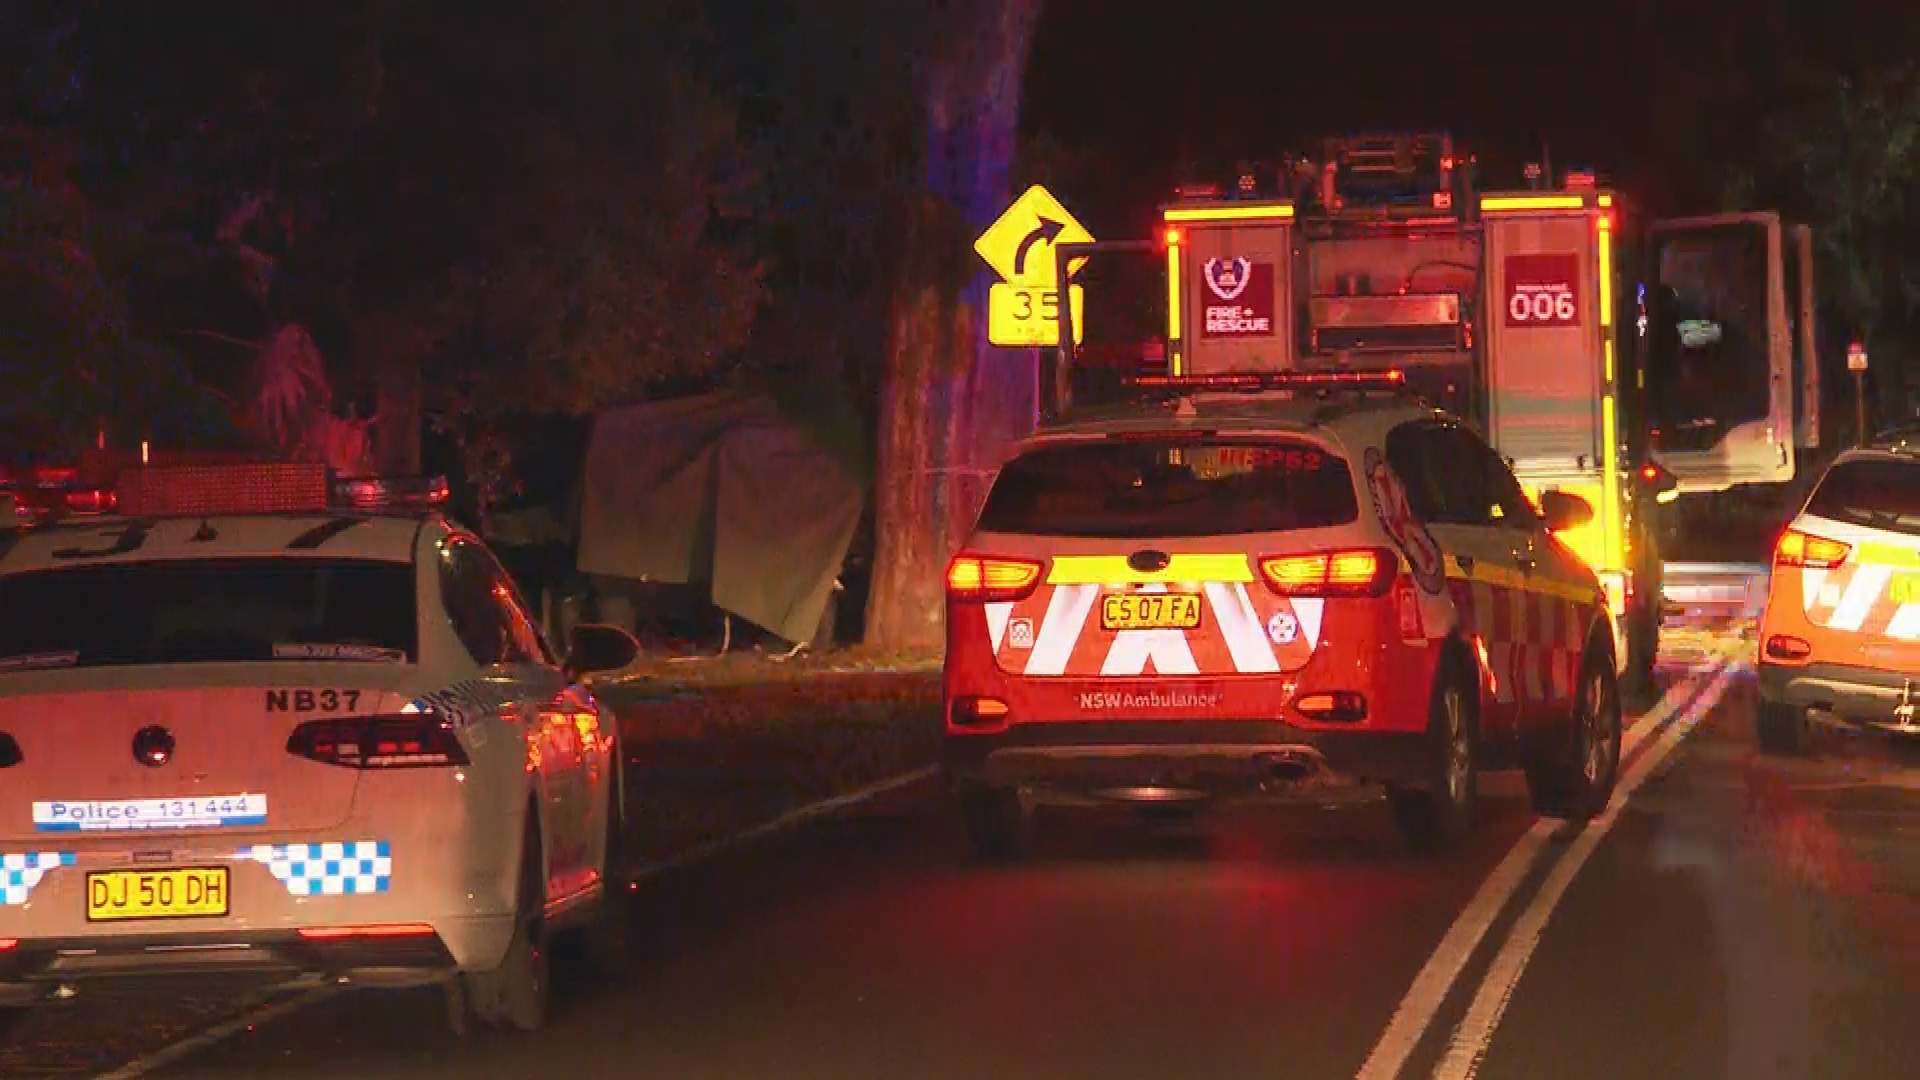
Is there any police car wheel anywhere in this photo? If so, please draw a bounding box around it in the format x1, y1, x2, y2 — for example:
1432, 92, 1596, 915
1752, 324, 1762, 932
465, 812, 551, 1033
957, 782, 1030, 861
1527, 651, 1622, 823
1387, 673, 1478, 854
1755, 701, 1812, 757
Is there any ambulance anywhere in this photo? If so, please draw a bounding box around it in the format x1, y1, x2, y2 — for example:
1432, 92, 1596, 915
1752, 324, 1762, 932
1754, 428, 1920, 751
1055, 133, 1825, 691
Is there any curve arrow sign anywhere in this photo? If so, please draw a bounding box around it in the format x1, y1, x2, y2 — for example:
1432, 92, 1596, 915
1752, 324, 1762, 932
1013, 217, 1065, 279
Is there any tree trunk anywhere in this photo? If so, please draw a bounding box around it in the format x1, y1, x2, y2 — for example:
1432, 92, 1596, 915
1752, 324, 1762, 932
864, 0, 1042, 650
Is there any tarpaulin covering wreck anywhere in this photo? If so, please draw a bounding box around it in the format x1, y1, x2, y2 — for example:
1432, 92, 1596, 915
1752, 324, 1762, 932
575, 390, 866, 645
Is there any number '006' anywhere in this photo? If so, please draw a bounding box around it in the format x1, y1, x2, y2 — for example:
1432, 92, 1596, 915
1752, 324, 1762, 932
1510, 290, 1576, 322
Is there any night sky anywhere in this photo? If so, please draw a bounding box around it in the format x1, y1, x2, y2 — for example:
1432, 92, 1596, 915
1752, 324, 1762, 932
1020, 0, 1913, 237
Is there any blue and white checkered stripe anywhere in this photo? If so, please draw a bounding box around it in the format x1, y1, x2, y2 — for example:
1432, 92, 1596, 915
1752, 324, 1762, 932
2, 851, 75, 905
240, 841, 392, 897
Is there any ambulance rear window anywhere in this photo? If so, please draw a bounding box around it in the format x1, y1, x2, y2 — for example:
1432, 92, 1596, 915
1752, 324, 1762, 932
1806, 459, 1920, 537
977, 438, 1358, 538
0, 558, 417, 671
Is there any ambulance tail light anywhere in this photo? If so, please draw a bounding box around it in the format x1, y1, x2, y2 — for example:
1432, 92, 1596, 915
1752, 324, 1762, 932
1764, 635, 1813, 661
946, 555, 1043, 602
287, 715, 470, 769
1258, 548, 1397, 598
1774, 530, 1851, 570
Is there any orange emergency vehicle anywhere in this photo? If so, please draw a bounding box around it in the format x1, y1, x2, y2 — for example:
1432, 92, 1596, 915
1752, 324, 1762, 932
1755, 428, 1920, 751
1055, 134, 1825, 692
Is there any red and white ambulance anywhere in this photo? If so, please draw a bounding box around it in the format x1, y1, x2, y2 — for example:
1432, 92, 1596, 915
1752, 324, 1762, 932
943, 372, 1623, 856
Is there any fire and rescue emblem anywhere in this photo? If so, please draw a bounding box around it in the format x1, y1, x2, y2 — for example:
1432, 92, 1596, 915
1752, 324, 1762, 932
1364, 448, 1446, 594
1204, 257, 1253, 301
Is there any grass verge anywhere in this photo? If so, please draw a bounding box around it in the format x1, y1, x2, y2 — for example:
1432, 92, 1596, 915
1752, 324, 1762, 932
595, 664, 943, 867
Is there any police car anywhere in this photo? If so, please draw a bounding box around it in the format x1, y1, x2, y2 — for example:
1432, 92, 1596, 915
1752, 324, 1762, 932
1755, 430, 1920, 752
0, 462, 639, 1035
943, 372, 1623, 856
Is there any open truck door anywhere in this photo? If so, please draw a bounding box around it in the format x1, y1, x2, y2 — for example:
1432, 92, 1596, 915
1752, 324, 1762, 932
1642, 212, 1819, 493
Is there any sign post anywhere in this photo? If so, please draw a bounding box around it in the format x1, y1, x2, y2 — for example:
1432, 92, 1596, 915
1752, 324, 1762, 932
974, 184, 1094, 350
1848, 341, 1868, 446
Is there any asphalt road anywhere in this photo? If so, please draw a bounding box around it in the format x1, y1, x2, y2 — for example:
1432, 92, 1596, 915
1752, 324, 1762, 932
4, 638, 1915, 1079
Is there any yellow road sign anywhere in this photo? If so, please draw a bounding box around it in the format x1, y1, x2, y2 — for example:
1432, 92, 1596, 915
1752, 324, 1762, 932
974, 185, 1094, 286
988, 283, 1085, 347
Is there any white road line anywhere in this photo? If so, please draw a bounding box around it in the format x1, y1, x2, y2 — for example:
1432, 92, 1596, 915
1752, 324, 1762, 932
93, 981, 339, 1080
1430, 660, 1743, 1080
1353, 660, 1724, 1080
628, 764, 943, 882
92, 764, 942, 1079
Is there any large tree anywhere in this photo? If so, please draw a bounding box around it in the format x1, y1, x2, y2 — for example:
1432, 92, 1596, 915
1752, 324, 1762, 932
863, 0, 1044, 649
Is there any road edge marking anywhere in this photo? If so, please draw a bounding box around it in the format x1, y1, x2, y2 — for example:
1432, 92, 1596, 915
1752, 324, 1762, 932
629, 764, 943, 882
92, 981, 339, 1080
1352, 661, 1723, 1080
1430, 660, 1743, 1080
92, 764, 942, 1079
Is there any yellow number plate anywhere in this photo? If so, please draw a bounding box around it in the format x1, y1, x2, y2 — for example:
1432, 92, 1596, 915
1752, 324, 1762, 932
1892, 575, 1920, 606
86, 867, 230, 922
1101, 593, 1202, 632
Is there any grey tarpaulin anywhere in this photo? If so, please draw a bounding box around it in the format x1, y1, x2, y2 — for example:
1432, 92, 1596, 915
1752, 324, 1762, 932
575, 391, 864, 645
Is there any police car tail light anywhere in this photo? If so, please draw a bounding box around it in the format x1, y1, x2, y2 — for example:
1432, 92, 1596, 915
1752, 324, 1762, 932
0, 938, 16, 952
287, 715, 470, 769
1775, 529, 1851, 570
297, 923, 434, 941
1258, 548, 1396, 598
946, 555, 1043, 602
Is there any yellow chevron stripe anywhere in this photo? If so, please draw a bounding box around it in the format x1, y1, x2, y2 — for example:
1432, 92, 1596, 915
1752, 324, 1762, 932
1444, 559, 1602, 607
1046, 553, 1255, 585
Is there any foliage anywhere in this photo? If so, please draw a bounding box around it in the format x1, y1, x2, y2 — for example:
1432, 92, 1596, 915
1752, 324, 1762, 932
2, 1, 766, 477
1759, 66, 1920, 339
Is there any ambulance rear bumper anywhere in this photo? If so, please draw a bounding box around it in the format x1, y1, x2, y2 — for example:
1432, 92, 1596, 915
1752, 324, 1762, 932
1759, 661, 1919, 732
946, 720, 1432, 803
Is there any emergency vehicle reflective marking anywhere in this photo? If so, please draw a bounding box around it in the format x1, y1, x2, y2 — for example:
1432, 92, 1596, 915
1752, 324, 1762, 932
1206, 582, 1283, 673
1045, 552, 1255, 585
240, 841, 393, 897
984, 602, 1014, 652
1452, 571, 1585, 707
2, 851, 74, 904
1022, 585, 1100, 674
1162, 203, 1295, 223
32, 795, 268, 832
1479, 194, 1586, 212
989, 581, 1317, 677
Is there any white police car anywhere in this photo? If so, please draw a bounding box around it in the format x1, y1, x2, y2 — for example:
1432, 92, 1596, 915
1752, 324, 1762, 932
0, 462, 639, 1035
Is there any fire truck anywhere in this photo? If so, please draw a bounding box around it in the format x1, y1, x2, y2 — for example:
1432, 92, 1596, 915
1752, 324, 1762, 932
1054, 133, 1822, 690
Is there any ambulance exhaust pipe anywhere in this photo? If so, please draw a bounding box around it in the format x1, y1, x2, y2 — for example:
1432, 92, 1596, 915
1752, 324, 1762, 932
1259, 750, 1321, 785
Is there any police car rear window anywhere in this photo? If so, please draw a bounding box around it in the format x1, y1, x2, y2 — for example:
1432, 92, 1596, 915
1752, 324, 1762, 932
0, 558, 417, 672
1806, 459, 1920, 538
976, 438, 1358, 538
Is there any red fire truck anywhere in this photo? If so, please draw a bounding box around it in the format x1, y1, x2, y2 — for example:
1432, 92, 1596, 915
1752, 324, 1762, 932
1055, 133, 1822, 690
